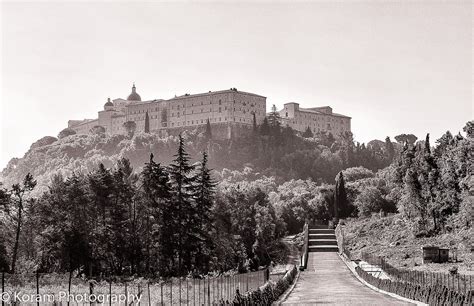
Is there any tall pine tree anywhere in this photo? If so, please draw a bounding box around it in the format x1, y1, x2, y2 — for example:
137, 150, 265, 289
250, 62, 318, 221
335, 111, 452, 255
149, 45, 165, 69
168, 135, 197, 275
193, 152, 216, 273
142, 153, 174, 275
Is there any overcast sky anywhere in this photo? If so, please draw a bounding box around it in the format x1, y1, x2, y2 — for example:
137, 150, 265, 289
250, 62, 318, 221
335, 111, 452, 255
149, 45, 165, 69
1, 1, 472, 169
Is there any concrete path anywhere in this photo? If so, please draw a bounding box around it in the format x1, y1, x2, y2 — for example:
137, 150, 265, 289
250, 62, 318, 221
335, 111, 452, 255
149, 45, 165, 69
282, 252, 413, 305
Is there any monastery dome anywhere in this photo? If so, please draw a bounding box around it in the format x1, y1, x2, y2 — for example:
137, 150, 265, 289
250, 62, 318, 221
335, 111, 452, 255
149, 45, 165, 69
104, 98, 113, 109
127, 83, 141, 101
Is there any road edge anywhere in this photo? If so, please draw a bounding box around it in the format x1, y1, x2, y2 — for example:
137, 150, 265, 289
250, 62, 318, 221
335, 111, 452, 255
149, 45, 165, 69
338, 253, 427, 306
273, 269, 301, 305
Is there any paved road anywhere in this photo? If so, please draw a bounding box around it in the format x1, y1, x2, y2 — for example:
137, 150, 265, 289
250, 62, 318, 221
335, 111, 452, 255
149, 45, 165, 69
282, 252, 413, 305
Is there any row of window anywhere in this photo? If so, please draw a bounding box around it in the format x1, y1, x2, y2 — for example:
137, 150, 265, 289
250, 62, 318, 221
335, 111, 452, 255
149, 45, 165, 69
288, 112, 347, 124
171, 100, 265, 110
294, 122, 349, 132
168, 116, 254, 127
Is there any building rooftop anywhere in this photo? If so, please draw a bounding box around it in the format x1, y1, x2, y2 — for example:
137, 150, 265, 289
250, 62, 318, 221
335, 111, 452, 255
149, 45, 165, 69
169, 88, 267, 100
298, 107, 351, 119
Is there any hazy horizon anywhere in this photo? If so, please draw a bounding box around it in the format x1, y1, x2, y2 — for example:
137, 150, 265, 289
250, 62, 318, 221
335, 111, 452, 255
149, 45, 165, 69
1, 1, 472, 170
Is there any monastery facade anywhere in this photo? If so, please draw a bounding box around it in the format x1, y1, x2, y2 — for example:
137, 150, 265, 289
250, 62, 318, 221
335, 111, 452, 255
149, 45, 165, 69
68, 84, 267, 139
67, 84, 351, 139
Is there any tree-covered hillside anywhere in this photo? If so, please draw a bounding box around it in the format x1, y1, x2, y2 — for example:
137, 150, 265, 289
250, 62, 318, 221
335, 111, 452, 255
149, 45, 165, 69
1, 122, 396, 196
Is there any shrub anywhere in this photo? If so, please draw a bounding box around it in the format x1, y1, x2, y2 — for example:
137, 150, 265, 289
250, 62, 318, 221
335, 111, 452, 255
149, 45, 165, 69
58, 128, 76, 139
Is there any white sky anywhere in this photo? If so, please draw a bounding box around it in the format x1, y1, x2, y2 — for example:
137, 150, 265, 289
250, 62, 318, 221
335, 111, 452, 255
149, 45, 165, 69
1, 1, 472, 169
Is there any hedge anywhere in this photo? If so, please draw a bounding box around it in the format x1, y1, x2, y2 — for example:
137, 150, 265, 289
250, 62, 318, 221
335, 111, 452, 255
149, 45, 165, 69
217, 265, 298, 305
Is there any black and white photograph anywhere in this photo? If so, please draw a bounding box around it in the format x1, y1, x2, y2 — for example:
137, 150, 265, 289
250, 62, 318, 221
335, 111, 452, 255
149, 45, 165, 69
0, 0, 472, 305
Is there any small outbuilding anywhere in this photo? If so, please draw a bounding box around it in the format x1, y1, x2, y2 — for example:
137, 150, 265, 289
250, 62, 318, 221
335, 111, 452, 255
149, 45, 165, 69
422, 246, 449, 264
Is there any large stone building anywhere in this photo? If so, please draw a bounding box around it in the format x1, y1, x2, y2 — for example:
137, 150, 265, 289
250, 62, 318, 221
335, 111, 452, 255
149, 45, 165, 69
68, 84, 351, 140
68, 84, 267, 139
277, 102, 351, 138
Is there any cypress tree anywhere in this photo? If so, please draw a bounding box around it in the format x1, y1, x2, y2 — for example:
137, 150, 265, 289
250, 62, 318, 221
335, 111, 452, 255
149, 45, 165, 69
334, 172, 348, 220
205, 118, 212, 140
418, 134, 440, 231
252, 112, 258, 134
260, 117, 270, 136
302, 126, 314, 138
385, 136, 395, 162
144, 111, 150, 133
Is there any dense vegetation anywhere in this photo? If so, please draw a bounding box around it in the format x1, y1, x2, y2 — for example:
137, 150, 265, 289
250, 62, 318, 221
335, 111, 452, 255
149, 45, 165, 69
0, 135, 291, 277
0, 118, 471, 278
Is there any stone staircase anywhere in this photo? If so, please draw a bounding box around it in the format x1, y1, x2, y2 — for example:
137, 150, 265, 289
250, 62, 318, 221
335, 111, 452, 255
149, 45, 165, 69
308, 225, 339, 252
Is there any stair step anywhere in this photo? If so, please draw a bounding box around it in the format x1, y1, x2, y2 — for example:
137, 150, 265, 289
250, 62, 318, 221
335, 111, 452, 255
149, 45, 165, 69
309, 225, 329, 229
308, 245, 339, 252
309, 229, 335, 234
309, 234, 336, 239
308, 239, 337, 246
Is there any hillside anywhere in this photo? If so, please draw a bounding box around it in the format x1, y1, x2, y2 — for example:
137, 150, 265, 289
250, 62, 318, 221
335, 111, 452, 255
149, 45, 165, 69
342, 215, 473, 275
1, 127, 392, 195
1, 133, 185, 195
